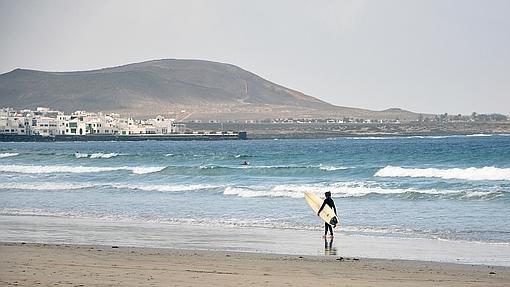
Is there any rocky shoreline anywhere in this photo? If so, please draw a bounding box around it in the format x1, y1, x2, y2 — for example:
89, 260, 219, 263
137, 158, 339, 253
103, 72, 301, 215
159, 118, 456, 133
188, 122, 510, 139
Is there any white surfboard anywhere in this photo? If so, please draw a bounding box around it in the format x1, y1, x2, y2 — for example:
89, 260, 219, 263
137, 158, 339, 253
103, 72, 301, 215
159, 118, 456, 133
304, 191, 339, 227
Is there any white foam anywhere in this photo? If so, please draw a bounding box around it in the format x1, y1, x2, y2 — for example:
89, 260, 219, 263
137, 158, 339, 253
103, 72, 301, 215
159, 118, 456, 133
0, 181, 216, 192
0, 179, 499, 199
0, 208, 308, 231
461, 190, 503, 199
0, 153, 19, 158
0, 208, 75, 218
222, 182, 500, 199
346, 136, 390, 140
318, 165, 349, 171
112, 183, 220, 192
375, 165, 510, 181
89, 153, 119, 159
466, 134, 492, 137
75, 152, 120, 159
0, 182, 97, 190
130, 166, 166, 174
0, 164, 166, 175
345, 135, 493, 140
198, 164, 349, 171
271, 182, 458, 198
223, 186, 299, 198
199, 164, 217, 169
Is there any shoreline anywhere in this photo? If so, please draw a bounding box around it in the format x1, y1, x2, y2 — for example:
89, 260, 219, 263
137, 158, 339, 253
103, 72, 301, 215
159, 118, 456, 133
0, 133, 508, 142
1, 124, 509, 141
187, 122, 510, 139
2, 215, 510, 267
1, 242, 509, 287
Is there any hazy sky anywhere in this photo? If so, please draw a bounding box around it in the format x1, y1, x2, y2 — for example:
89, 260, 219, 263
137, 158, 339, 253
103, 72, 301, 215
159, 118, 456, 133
1, 0, 509, 114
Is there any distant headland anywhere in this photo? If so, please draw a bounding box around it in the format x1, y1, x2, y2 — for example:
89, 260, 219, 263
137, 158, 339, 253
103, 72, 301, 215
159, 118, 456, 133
1, 59, 426, 121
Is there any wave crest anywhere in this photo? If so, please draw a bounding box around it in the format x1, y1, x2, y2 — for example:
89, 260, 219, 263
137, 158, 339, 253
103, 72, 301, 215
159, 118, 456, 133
198, 164, 348, 171
223, 182, 503, 199
0, 164, 166, 175
0, 153, 19, 158
75, 153, 120, 159
0, 182, 97, 190
112, 183, 220, 192
375, 166, 510, 181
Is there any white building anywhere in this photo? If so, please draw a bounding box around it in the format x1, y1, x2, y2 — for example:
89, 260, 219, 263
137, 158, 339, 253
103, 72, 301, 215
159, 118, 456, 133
0, 108, 27, 135
145, 115, 176, 134
31, 116, 62, 136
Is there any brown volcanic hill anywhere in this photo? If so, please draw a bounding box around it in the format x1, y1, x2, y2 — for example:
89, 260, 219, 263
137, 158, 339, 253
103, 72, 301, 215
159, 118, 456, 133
0, 59, 419, 120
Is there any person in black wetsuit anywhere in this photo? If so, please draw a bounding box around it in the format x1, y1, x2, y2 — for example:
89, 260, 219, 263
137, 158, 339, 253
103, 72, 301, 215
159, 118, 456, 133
317, 191, 337, 238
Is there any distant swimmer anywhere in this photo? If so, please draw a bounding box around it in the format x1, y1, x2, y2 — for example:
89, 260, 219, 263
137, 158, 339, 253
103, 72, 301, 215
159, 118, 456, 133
317, 191, 337, 238
241, 160, 249, 165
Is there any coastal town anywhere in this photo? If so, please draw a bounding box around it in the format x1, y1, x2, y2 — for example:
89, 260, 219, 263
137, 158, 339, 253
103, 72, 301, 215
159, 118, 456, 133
0, 107, 187, 136
1, 106, 509, 140
0, 107, 246, 140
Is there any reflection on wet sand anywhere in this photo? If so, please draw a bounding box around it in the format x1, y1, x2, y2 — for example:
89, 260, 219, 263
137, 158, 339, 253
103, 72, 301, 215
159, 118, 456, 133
324, 237, 337, 256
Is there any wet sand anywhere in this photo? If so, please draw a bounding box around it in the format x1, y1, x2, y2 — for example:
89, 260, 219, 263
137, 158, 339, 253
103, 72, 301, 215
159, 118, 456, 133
2, 215, 510, 267
1, 242, 509, 287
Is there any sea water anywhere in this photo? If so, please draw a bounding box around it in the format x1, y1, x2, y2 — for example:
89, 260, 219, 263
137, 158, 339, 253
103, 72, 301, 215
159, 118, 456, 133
1, 135, 509, 262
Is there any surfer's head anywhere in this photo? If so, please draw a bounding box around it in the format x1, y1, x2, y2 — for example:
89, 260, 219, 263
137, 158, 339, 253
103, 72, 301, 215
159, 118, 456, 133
325, 191, 331, 197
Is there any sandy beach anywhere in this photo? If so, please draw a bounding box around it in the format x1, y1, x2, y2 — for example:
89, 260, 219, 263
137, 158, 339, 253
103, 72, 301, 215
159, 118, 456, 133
1, 242, 509, 287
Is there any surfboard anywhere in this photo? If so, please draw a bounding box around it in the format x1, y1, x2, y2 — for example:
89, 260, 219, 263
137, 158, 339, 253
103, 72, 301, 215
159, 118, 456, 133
304, 191, 339, 227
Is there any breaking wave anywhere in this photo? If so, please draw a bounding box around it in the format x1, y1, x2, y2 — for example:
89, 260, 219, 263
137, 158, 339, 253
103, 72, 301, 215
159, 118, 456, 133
75, 152, 120, 159
318, 165, 349, 171
375, 166, 510, 181
466, 134, 492, 137
0, 164, 166, 175
0, 177, 503, 200
0, 153, 19, 158
111, 183, 221, 192
223, 182, 503, 199
0, 181, 221, 192
198, 164, 349, 171
0, 182, 98, 190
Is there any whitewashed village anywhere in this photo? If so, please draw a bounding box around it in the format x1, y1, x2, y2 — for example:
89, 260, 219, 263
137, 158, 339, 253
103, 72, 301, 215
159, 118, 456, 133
0, 107, 188, 136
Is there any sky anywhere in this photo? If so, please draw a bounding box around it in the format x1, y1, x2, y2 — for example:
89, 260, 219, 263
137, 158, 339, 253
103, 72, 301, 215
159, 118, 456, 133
1, 0, 509, 115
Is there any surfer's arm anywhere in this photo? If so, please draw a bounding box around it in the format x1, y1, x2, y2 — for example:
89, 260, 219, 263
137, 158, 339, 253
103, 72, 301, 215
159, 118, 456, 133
317, 200, 327, 215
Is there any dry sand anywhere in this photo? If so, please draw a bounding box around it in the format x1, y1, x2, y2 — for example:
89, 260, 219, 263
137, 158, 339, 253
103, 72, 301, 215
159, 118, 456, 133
1, 243, 509, 287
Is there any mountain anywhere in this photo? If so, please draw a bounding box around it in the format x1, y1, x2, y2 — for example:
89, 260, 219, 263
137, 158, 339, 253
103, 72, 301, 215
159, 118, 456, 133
0, 59, 419, 120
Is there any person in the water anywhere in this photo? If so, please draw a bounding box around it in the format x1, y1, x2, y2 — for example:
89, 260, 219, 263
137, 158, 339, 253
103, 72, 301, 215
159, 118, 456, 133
317, 191, 337, 238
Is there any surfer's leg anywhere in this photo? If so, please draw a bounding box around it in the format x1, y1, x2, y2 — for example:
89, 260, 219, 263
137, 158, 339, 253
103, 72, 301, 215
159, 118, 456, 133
326, 223, 333, 236
324, 222, 329, 237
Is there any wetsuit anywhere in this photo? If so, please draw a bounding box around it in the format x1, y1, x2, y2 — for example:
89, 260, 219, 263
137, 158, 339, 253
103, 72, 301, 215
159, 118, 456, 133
318, 196, 337, 236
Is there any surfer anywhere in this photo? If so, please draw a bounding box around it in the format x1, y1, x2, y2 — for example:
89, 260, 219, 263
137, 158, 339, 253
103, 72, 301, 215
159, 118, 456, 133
317, 191, 337, 238
241, 160, 249, 165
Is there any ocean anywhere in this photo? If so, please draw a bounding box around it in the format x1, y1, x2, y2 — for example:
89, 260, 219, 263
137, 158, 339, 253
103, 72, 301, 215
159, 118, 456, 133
1, 135, 510, 264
